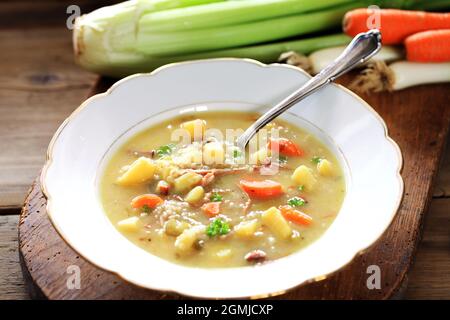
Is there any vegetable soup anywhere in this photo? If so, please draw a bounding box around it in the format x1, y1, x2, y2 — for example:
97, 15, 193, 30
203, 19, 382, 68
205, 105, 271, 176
100, 111, 345, 267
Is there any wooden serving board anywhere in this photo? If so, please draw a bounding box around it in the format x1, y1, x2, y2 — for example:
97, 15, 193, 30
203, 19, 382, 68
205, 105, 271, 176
18, 77, 450, 300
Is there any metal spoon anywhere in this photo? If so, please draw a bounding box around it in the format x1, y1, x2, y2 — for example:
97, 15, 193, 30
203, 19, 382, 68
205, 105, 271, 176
236, 29, 382, 149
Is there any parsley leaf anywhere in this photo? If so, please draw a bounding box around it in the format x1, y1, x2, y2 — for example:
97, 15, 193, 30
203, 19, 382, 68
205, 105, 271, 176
206, 218, 230, 237
288, 197, 306, 207
311, 156, 322, 164
156, 143, 175, 157
210, 192, 223, 202
297, 185, 305, 192
233, 149, 242, 158
142, 204, 150, 213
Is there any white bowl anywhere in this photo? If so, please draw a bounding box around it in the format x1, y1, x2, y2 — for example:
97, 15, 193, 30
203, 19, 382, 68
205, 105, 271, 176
42, 59, 403, 299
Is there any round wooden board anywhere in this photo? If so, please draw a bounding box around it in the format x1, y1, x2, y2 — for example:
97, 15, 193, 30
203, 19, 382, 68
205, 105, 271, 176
19, 177, 410, 300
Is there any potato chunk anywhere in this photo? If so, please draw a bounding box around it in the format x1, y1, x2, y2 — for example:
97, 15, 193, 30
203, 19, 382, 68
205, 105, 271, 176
249, 148, 269, 165
234, 219, 259, 238
174, 172, 203, 193
203, 142, 225, 165
180, 119, 206, 141
291, 165, 317, 191
184, 186, 205, 204
117, 157, 155, 186
117, 216, 141, 233
154, 160, 176, 181
261, 207, 292, 239
174, 225, 206, 253
164, 219, 190, 237
317, 159, 334, 177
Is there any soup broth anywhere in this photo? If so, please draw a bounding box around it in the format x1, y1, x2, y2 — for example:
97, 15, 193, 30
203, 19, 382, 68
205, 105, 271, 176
100, 111, 345, 268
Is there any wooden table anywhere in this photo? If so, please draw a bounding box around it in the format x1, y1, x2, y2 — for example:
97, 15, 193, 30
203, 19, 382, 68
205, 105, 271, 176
1, 2, 449, 300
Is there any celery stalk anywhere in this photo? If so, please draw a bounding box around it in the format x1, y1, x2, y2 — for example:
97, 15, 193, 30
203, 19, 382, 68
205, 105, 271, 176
74, 0, 450, 77
214, 33, 351, 62
75, 0, 223, 69
137, 0, 225, 11
142, 0, 450, 33
77, 33, 350, 77
140, 0, 354, 32
136, 2, 361, 56
75, 0, 224, 51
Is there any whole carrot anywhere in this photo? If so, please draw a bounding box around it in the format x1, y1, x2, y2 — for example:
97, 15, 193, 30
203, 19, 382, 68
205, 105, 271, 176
343, 8, 450, 44
405, 29, 450, 62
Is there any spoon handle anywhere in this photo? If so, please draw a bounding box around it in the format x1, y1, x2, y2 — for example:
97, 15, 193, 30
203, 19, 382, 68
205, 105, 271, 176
237, 29, 382, 149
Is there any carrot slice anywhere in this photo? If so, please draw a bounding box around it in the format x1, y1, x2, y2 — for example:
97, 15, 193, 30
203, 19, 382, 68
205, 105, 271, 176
343, 9, 450, 45
131, 194, 163, 209
239, 179, 284, 199
280, 206, 312, 226
268, 138, 303, 157
202, 202, 220, 217
405, 30, 450, 62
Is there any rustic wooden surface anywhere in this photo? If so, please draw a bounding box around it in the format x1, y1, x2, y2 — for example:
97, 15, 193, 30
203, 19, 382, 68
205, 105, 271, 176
1, 1, 450, 300
405, 198, 450, 299
0, 0, 119, 210
0, 30, 96, 210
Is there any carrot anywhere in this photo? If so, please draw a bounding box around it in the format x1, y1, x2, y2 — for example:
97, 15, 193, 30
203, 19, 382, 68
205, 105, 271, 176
202, 202, 220, 217
131, 194, 163, 209
268, 138, 304, 157
405, 30, 450, 62
239, 179, 283, 199
343, 9, 450, 45
279, 206, 312, 226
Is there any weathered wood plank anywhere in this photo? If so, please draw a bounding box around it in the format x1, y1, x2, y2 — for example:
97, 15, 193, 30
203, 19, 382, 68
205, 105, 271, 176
0, 215, 29, 299
433, 139, 450, 198
405, 198, 450, 299
0, 26, 98, 210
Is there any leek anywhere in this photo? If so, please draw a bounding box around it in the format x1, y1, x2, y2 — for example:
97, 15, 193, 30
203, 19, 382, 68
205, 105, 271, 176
350, 61, 450, 92
283, 45, 403, 75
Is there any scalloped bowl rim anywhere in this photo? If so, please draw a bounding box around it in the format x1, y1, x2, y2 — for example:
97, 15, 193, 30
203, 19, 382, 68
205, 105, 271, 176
41, 58, 403, 299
